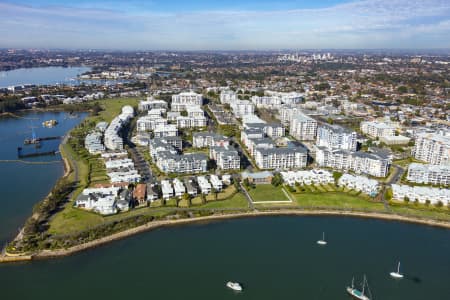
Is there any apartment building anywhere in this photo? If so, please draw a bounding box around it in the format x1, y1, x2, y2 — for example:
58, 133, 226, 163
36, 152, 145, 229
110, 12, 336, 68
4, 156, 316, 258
255, 146, 308, 170
138, 98, 168, 111
230, 100, 255, 118
251, 95, 282, 109
360, 121, 395, 138
171, 91, 203, 111
153, 124, 178, 138
220, 90, 238, 104
316, 124, 357, 151
407, 163, 450, 185
412, 133, 450, 165
392, 184, 449, 206
193, 132, 230, 148
210, 146, 240, 170
156, 152, 208, 174
290, 113, 318, 141
136, 115, 167, 132
104, 106, 134, 151
316, 147, 390, 177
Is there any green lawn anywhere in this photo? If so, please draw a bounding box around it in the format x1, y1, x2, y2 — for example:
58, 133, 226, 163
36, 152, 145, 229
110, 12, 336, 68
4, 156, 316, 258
289, 190, 385, 211
389, 201, 450, 222
48, 206, 104, 235
247, 184, 289, 202
90, 97, 141, 123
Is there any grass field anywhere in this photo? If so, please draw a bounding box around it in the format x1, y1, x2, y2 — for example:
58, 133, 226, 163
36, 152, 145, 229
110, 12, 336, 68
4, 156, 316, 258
389, 201, 450, 222
90, 97, 140, 123
247, 184, 289, 202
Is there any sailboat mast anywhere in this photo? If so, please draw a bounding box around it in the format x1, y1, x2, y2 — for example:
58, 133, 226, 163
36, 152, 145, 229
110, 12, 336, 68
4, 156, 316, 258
362, 276, 366, 295
323, 232, 325, 241
398, 262, 401, 273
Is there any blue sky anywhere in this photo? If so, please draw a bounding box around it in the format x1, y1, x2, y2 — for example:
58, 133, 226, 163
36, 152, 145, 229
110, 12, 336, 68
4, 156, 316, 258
1, 0, 450, 50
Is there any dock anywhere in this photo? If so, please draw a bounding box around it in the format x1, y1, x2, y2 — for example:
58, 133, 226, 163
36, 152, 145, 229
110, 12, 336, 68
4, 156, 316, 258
17, 147, 56, 158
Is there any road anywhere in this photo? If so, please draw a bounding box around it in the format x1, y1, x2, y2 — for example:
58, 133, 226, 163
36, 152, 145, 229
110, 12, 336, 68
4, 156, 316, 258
239, 182, 254, 210
387, 164, 405, 186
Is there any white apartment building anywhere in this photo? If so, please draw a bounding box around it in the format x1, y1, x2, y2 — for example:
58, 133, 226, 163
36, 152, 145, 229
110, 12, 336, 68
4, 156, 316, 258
290, 113, 318, 141
391, 184, 449, 206
186, 106, 205, 118
251, 95, 282, 109
412, 133, 450, 165
75, 187, 122, 215
360, 121, 395, 138
220, 90, 238, 104
338, 174, 379, 196
316, 147, 390, 177
136, 115, 167, 132
155, 152, 208, 174
281, 169, 334, 186
138, 98, 168, 111
316, 124, 357, 151
171, 91, 203, 112
407, 163, 450, 186
193, 132, 230, 148
209, 146, 240, 170
266, 91, 304, 105
230, 100, 255, 118
104, 106, 134, 151
255, 147, 308, 170
176, 116, 207, 128
85, 132, 105, 154
153, 124, 178, 138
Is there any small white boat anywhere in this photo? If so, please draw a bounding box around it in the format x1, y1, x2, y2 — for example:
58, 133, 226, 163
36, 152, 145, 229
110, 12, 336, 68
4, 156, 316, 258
390, 262, 404, 279
346, 276, 371, 300
226, 281, 243, 291
317, 232, 327, 245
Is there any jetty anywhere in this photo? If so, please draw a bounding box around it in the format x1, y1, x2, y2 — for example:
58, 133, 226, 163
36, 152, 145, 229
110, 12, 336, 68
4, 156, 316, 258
17, 147, 56, 158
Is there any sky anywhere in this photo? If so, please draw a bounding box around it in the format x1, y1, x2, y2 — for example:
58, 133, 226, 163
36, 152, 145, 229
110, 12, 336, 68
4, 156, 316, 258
0, 0, 450, 50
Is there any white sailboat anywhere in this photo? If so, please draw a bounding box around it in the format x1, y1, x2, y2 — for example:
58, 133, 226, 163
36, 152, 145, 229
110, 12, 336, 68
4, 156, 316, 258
346, 275, 371, 300
390, 262, 404, 279
317, 232, 327, 245
226, 281, 243, 291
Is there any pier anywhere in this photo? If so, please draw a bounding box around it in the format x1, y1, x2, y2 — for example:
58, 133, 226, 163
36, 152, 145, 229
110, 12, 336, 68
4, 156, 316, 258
17, 147, 57, 158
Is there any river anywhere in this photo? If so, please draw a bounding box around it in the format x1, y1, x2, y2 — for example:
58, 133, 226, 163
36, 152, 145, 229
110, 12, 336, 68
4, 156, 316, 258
0, 111, 87, 246
0, 216, 449, 299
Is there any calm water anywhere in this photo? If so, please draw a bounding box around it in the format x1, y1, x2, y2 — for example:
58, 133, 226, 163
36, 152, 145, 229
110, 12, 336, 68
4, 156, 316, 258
0, 111, 86, 246
0, 66, 91, 87
0, 216, 449, 300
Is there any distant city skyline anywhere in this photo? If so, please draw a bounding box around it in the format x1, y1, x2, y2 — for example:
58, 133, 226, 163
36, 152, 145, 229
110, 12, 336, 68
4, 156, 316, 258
1, 0, 450, 50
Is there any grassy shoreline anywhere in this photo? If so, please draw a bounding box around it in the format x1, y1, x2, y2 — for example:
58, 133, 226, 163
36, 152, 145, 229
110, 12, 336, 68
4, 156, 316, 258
2, 208, 449, 263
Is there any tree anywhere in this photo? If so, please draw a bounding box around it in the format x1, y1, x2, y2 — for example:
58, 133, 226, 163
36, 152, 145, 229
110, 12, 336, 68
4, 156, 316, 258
404, 196, 410, 203
182, 193, 191, 207
271, 173, 283, 187
212, 188, 218, 201
201, 193, 207, 205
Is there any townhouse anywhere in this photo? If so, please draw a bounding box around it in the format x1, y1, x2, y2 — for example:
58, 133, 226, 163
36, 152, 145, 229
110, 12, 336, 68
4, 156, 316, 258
407, 163, 450, 186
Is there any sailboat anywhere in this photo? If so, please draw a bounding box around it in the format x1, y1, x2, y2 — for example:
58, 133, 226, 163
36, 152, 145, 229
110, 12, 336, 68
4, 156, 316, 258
346, 275, 371, 300
390, 262, 404, 279
317, 232, 327, 245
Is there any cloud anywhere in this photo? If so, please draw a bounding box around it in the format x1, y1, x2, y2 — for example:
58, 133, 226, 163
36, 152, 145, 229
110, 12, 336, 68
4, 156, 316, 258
0, 0, 449, 49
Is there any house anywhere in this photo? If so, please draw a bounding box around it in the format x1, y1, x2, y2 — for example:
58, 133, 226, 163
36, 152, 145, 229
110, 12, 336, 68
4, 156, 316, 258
146, 183, 159, 202
184, 178, 198, 197
209, 175, 223, 191
133, 183, 147, 205
173, 178, 186, 198
241, 171, 273, 185
161, 180, 174, 199
197, 176, 212, 194
75, 187, 121, 215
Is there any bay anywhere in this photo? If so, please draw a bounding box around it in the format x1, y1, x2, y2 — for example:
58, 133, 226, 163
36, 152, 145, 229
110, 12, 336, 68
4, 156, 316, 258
0, 111, 87, 246
0, 216, 449, 300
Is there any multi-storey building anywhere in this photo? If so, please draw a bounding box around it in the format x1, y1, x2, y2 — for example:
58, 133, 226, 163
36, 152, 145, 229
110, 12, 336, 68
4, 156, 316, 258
407, 163, 450, 186
251, 95, 282, 109
138, 98, 168, 111
193, 132, 230, 148
230, 100, 255, 118
136, 115, 167, 132
176, 116, 207, 128
316, 147, 390, 177
156, 152, 208, 174
290, 113, 318, 141
412, 133, 450, 165
220, 90, 238, 104
316, 124, 357, 151
171, 91, 203, 112
153, 124, 178, 138
104, 106, 134, 151
210, 146, 240, 170
360, 121, 395, 138
254, 146, 308, 170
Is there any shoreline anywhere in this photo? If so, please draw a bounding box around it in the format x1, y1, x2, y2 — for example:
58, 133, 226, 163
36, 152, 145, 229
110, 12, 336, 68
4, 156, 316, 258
2, 209, 448, 263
